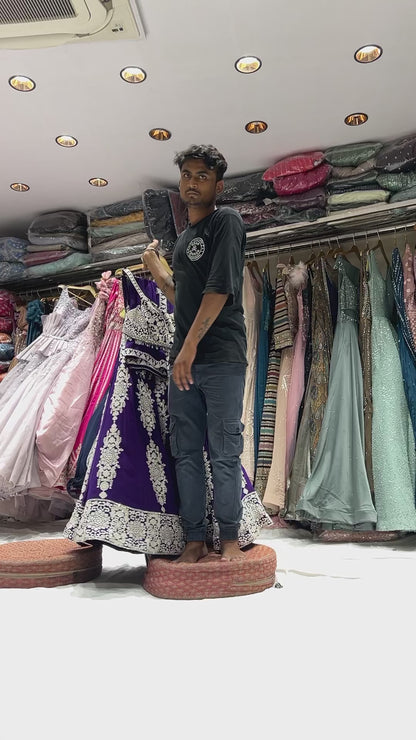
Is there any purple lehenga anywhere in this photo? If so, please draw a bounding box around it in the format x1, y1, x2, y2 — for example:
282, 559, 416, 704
65, 270, 271, 555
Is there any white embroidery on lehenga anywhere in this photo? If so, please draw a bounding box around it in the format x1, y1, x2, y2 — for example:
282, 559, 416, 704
110, 353, 131, 419
146, 440, 167, 511
96, 422, 123, 498
154, 377, 168, 443
137, 376, 156, 434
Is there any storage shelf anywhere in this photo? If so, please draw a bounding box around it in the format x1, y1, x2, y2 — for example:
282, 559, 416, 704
3, 198, 416, 295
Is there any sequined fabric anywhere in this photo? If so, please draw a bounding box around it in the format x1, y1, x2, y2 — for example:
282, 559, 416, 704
368, 251, 416, 531
295, 257, 376, 528
309, 259, 334, 459
359, 250, 374, 496
402, 244, 416, 349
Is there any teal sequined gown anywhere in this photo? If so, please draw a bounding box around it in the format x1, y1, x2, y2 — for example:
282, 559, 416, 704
368, 251, 416, 531
296, 256, 377, 528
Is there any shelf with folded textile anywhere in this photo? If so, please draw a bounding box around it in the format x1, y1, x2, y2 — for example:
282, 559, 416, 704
5, 130, 416, 293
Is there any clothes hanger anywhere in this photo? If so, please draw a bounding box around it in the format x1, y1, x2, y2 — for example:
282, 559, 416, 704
247, 256, 262, 290
343, 236, 361, 261
369, 231, 389, 267
58, 283, 97, 297
115, 255, 173, 278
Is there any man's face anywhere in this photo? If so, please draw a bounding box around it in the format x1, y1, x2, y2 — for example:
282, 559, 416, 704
179, 158, 223, 208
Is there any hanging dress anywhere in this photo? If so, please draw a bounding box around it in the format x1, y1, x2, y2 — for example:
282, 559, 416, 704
402, 244, 416, 349
262, 267, 296, 512
368, 250, 416, 530
296, 256, 377, 528
391, 247, 416, 450
65, 270, 271, 555
285, 262, 308, 479
0, 289, 92, 497
241, 265, 262, 482
254, 267, 289, 498
253, 266, 273, 469
35, 286, 108, 488
358, 249, 374, 497
285, 261, 333, 518
68, 277, 124, 479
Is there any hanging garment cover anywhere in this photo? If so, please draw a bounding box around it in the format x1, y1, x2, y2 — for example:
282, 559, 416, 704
368, 251, 416, 530
296, 257, 377, 528
65, 271, 271, 555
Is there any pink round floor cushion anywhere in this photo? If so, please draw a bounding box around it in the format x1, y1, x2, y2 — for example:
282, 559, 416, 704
262, 151, 325, 180
0, 538, 102, 588
143, 544, 277, 599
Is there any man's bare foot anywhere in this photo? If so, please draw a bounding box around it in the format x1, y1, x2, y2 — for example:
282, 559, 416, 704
173, 541, 208, 564
220, 540, 245, 561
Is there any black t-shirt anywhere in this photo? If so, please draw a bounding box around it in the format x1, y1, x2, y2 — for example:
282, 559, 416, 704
170, 206, 247, 364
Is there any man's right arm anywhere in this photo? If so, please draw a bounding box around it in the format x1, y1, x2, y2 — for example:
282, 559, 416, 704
141, 240, 175, 306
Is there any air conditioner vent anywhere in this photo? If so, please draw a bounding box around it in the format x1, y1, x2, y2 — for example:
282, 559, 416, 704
0, 0, 145, 47
0, 0, 77, 25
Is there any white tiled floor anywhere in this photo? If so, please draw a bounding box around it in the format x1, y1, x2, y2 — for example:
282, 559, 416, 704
1, 520, 415, 739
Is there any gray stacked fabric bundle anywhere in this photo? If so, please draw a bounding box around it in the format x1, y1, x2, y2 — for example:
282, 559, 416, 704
87, 196, 149, 261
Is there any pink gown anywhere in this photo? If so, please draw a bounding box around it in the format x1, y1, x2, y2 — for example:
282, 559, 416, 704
67, 276, 124, 479
35, 289, 107, 488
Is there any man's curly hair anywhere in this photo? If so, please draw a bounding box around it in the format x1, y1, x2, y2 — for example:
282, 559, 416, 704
173, 144, 228, 181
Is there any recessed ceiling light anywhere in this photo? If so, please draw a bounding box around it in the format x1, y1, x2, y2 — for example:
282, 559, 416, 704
9, 75, 36, 92
56, 135, 78, 147
89, 178, 108, 187
235, 56, 262, 74
354, 45, 383, 64
120, 66, 147, 83
245, 120, 268, 134
149, 128, 171, 141
344, 112, 368, 126
10, 182, 30, 192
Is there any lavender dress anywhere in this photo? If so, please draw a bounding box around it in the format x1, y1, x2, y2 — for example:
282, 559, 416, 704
65, 270, 271, 555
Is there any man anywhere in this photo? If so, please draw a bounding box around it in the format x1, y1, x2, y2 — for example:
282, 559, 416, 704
142, 144, 247, 563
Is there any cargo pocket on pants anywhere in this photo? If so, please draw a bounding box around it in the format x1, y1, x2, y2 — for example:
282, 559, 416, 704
222, 419, 244, 457
169, 419, 179, 457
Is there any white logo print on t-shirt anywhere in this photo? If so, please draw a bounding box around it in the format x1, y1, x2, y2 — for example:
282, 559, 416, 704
186, 237, 205, 261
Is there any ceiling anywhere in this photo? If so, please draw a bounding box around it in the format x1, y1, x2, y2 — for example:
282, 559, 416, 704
2, 0, 416, 238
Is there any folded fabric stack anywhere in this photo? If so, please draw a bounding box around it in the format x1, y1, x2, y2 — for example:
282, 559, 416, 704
262, 152, 329, 224
324, 141, 389, 213
143, 175, 279, 243
375, 134, 416, 205
216, 171, 279, 231
26, 210, 91, 278
0, 237, 29, 284
0, 290, 16, 381
88, 196, 149, 261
